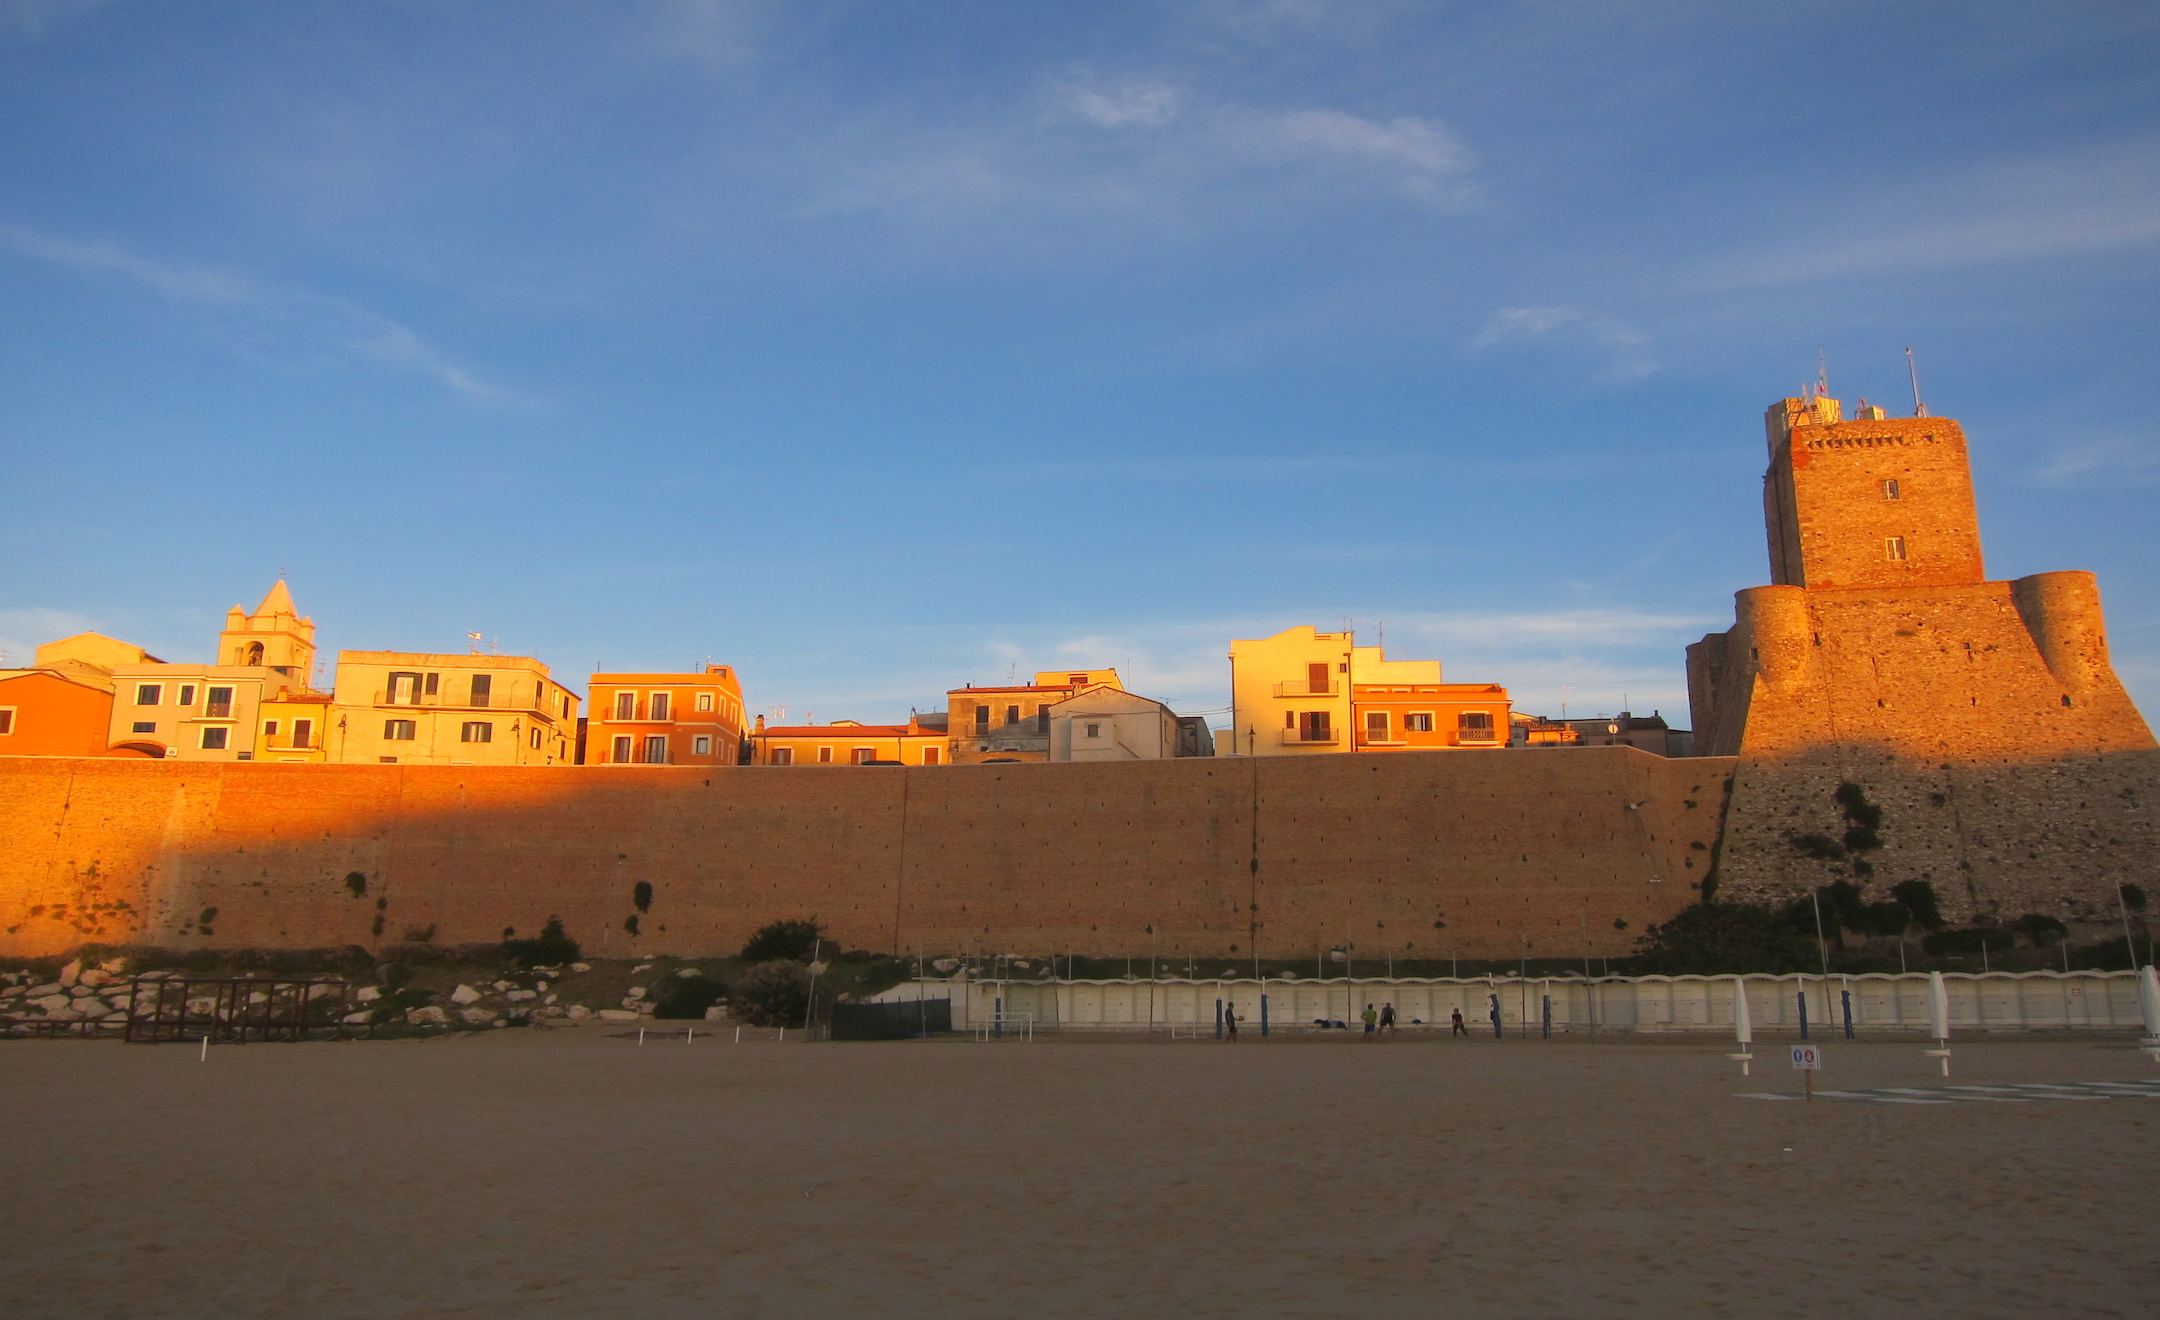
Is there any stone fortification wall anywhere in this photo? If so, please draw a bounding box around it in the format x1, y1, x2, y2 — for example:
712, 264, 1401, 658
1688, 570, 2160, 921
0, 750, 1728, 962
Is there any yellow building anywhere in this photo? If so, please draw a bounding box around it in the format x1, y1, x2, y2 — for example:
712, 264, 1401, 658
329, 651, 578, 766
748, 717, 947, 766
1225, 626, 1510, 756
584, 665, 746, 765
254, 690, 333, 763
104, 582, 315, 761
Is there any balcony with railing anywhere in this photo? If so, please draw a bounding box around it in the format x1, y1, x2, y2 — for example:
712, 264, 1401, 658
1454, 726, 1501, 746
1272, 678, 1338, 697
1280, 726, 1340, 745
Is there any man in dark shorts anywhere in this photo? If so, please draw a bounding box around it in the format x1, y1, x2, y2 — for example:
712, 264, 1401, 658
1378, 1002, 1397, 1037
1450, 1008, 1467, 1036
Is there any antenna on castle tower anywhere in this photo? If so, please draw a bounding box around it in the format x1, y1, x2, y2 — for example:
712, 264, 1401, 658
1905, 348, 1929, 418
1817, 350, 1829, 401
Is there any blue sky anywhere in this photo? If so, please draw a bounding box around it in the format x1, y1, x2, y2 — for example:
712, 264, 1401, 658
4, 1, 2157, 729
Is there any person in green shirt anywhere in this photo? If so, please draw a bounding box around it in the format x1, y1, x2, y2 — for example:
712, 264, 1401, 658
1361, 1003, 1378, 1040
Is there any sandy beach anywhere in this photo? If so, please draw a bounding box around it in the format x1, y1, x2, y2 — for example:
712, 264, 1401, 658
2, 1029, 2154, 1319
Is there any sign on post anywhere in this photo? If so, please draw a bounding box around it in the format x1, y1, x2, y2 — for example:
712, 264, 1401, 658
1791, 1043, 1822, 1100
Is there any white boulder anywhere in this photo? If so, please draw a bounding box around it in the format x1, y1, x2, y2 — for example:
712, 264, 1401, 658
33, 994, 74, 1014
449, 984, 482, 1005
596, 1009, 639, 1021
28, 982, 62, 997
458, 1008, 500, 1025
491, 980, 514, 992
565, 1004, 592, 1020
68, 985, 99, 997
569, 962, 591, 973
58, 959, 82, 987
354, 986, 381, 1002
625, 986, 647, 1000
703, 1006, 728, 1021
931, 957, 960, 973
341, 1011, 373, 1025
405, 1006, 447, 1025
505, 989, 536, 1002
675, 967, 702, 978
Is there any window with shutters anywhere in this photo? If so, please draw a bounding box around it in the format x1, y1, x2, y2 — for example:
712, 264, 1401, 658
650, 692, 671, 721
460, 721, 492, 743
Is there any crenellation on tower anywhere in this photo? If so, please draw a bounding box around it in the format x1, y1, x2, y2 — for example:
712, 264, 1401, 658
1691, 396, 2158, 923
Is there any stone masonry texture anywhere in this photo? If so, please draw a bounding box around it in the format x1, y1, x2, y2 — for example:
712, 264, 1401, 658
0, 751, 1726, 961
1690, 401, 2160, 923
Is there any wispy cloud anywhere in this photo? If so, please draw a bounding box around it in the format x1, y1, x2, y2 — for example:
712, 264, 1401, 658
0, 225, 510, 402
788, 74, 1481, 236
1013, 453, 1407, 483
0, 0, 107, 39
2029, 436, 2160, 489
1691, 137, 2160, 289
1473, 304, 1654, 381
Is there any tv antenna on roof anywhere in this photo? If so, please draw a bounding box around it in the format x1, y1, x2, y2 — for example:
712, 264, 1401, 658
468, 632, 483, 655
1905, 348, 1929, 418
1817, 350, 1829, 401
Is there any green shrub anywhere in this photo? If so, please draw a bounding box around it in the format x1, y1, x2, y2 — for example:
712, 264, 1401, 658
1863, 902, 1911, 937
728, 960, 814, 1026
1788, 833, 1845, 861
502, 916, 580, 969
1631, 903, 1819, 975
2011, 913, 2068, 946
741, 918, 823, 963
1921, 928, 2013, 956
632, 881, 653, 913
2122, 884, 2148, 913
652, 974, 727, 1019
1890, 880, 1944, 930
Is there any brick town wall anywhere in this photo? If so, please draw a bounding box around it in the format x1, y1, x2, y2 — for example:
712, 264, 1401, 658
0, 749, 1730, 962
1687, 571, 2160, 922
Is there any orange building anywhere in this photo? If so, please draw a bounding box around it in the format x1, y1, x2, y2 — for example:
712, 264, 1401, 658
0, 668, 117, 756
1350, 680, 1510, 750
585, 665, 746, 766
748, 717, 947, 766
0, 631, 161, 758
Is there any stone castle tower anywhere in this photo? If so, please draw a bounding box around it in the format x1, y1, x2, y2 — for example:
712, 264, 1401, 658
219, 580, 317, 682
1687, 396, 2157, 924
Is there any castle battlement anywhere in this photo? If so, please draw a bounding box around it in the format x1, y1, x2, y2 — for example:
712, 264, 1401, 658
1689, 397, 2157, 925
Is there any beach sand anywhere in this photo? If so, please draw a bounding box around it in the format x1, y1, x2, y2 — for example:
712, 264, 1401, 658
1, 1028, 2153, 1319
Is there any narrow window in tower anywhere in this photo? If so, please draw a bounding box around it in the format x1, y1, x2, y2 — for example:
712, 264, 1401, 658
1880, 478, 1901, 500
1885, 537, 1908, 561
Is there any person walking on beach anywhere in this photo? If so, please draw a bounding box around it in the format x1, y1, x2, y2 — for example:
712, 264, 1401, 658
1450, 1007, 1467, 1037
1361, 1003, 1378, 1040
1224, 1004, 1240, 1042
1379, 1002, 1397, 1037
